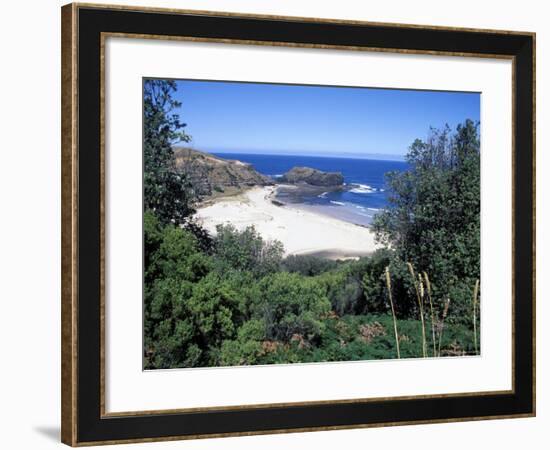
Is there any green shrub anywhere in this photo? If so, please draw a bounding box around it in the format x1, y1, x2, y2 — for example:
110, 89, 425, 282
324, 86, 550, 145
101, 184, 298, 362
257, 272, 331, 344
282, 254, 339, 276
219, 319, 266, 366
214, 224, 284, 276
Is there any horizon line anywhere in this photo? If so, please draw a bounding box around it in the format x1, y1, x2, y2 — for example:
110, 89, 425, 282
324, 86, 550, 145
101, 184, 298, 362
175, 146, 407, 162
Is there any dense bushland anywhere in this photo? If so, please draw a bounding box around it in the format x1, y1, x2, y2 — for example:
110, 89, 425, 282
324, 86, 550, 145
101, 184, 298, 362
144, 215, 478, 368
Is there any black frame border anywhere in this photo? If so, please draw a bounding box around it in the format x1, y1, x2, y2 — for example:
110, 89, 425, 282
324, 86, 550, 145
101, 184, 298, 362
62, 3, 535, 446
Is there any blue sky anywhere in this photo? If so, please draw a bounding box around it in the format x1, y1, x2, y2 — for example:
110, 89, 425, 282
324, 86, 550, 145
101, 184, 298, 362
169, 79, 480, 159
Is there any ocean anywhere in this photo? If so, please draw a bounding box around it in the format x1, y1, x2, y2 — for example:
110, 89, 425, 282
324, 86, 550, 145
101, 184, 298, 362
212, 153, 408, 226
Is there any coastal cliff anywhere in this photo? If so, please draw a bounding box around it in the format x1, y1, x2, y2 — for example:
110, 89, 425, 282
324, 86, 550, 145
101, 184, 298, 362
173, 148, 272, 197
173, 148, 348, 200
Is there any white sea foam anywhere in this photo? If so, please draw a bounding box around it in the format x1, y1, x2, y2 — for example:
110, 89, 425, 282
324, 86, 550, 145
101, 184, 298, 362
349, 184, 377, 194
330, 201, 345, 206
318, 192, 328, 198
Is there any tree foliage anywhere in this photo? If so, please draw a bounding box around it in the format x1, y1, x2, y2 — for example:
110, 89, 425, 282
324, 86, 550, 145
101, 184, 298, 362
143, 212, 212, 368
143, 79, 195, 225
372, 120, 480, 321
213, 224, 284, 276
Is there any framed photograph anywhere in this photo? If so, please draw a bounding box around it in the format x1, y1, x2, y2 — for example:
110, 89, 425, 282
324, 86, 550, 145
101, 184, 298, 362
61, 3, 535, 446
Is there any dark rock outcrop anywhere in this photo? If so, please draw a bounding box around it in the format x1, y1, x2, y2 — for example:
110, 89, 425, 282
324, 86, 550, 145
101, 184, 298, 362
279, 166, 344, 187
173, 148, 272, 197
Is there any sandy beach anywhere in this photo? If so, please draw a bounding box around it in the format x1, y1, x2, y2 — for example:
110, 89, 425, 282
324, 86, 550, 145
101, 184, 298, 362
194, 186, 381, 259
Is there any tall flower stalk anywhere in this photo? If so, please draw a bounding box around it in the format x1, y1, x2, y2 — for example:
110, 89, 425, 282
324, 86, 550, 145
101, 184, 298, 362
423, 272, 437, 357
385, 266, 400, 359
472, 279, 480, 355
407, 263, 427, 357
438, 298, 451, 357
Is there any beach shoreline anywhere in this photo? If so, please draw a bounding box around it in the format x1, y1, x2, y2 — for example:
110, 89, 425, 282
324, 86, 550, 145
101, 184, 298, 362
194, 186, 382, 259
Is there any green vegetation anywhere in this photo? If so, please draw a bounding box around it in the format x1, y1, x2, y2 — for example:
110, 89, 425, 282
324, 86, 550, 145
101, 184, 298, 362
144, 79, 196, 226
372, 120, 480, 325
143, 80, 481, 369
144, 214, 478, 368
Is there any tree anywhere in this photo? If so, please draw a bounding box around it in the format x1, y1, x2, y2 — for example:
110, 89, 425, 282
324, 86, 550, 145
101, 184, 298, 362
372, 119, 480, 321
143, 79, 194, 225
213, 224, 284, 276
143, 212, 213, 369
186, 273, 244, 365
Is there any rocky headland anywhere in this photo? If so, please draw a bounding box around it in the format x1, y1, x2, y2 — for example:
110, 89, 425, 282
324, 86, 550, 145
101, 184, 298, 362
278, 166, 344, 187
173, 148, 272, 198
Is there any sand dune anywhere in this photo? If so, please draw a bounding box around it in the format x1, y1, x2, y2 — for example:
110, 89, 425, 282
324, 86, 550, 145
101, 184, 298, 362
194, 187, 381, 259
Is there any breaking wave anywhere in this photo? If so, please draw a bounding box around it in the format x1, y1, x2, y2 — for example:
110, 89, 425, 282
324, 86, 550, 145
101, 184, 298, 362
349, 184, 377, 194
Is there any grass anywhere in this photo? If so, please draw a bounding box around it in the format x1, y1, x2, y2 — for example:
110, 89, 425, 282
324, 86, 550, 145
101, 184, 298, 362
311, 314, 479, 362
